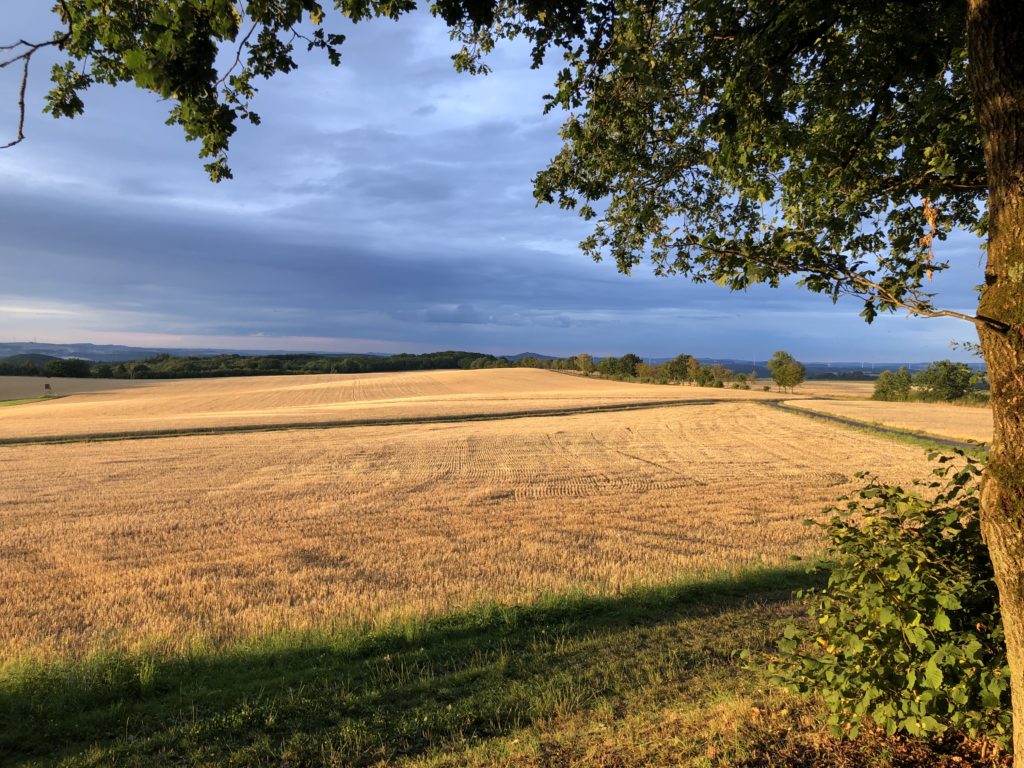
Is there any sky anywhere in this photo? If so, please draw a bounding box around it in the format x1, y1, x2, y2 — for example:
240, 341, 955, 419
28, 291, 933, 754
0, 6, 987, 361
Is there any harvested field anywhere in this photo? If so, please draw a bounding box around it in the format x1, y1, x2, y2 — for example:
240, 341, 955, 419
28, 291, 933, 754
0, 376, 151, 401
0, 368, 778, 440
794, 380, 877, 399
786, 398, 993, 443
1, 400, 936, 661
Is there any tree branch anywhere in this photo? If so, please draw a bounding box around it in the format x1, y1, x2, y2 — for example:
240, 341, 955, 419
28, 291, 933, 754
846, 273, 1010, 333
0, 53, 30, 149
1, 18, 71, 150
676, 236, 1009, 334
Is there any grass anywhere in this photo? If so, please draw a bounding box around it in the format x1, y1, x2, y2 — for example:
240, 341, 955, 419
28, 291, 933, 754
2, 566, 1007, 768
0, 567, 818, 767
0, 397, 50, 408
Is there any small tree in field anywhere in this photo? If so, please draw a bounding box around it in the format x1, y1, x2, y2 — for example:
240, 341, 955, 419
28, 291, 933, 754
767, 351, 806, 392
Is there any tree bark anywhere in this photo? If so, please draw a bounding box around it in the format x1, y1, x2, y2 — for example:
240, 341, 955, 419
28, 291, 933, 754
967, 0, 1024, 761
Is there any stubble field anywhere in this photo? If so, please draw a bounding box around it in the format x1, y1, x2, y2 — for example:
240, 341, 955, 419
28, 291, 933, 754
784, 397, 993, 443
0, 369, 779, 441
1, 371, 938, 662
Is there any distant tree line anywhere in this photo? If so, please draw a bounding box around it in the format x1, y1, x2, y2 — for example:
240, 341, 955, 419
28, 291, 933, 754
1, 349, 814, 390
873, 360, 987, 403
0, 351, 512, 379
515, 352, 765, 389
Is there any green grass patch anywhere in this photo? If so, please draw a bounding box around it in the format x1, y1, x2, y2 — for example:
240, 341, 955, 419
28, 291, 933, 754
1, 568, 817, 767
0, 397, 52, 408
2, 566, 1003, 767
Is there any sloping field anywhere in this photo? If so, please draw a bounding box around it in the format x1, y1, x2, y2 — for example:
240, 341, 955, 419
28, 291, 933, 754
0, 369, 778, 440
0, 375, 151, 401
0, 401, 936, 661
786, 398, 993, 443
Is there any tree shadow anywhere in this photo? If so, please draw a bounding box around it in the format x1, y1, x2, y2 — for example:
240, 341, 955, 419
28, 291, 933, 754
0, 566, 822, 766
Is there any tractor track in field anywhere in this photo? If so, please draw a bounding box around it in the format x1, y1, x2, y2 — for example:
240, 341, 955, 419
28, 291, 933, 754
764, 400, 987, 453
0, 395, 987, 452
0, 397, 748, 447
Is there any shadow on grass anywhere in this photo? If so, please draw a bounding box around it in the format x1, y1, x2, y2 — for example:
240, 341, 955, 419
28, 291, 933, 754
0, 566, 822, 767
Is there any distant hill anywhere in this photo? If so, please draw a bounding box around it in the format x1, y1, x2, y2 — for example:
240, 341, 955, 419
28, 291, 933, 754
502, 352, 561, 362
0, 342, 383, 363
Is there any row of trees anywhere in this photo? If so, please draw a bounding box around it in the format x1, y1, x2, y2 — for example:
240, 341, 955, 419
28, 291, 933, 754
517, 351, 747, 386
873, 360, 987, 403
0, 351, 512, 379
517, 350, 807, 391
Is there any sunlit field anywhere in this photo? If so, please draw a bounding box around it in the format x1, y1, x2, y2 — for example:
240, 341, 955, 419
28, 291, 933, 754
1, 393, 937, 662
791, 380, 877, 398
0, 368, 784, 441
786, 397, 993, 443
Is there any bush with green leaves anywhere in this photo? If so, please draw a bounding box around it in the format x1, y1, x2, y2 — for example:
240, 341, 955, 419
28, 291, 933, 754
913, 360, 977, 402
768, 452, 1009, 745
872, 367, 912, 402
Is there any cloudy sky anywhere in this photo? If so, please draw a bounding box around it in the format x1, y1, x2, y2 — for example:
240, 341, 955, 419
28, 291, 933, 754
0, 6, 985, 361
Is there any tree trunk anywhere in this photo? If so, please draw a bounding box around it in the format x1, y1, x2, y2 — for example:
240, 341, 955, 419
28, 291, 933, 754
967, 0, 1024, 761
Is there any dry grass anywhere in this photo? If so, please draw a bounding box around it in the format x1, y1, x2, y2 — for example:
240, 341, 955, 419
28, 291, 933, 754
0, 369, 778, 439
0, 399, 936, 662
786, 398, 993, 443
793, 380, 878, 399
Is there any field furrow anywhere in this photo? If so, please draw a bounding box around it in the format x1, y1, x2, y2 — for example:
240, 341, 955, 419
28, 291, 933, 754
0, 399, 937, 661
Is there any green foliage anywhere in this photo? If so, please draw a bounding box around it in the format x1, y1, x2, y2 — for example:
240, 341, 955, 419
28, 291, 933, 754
525, 0, 986, 324
769, 453, 1009, 746
873, 367, 913, 402
913, 360, 977, 402
662, 353, 693, 381
616, 352, 642, 377
42, 358, 92, 378
574, 352, 595, 373
767, 350, 806, 391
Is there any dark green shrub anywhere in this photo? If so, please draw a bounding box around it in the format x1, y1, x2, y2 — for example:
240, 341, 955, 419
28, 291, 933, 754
914, 360, 975, 402
768, 453, 1009, 745
872, 367, 912, 401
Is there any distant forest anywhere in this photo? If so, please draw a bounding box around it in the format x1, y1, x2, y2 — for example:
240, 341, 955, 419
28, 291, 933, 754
0, 351, 513, 379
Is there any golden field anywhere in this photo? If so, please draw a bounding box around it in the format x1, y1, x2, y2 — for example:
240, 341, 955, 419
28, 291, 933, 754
1, 391, 938, 662
785, 398, 993, 443
0, 368, 779, 440
791, 380, 878, 399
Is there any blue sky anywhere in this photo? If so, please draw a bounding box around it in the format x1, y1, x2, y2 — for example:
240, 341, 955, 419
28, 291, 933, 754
0, 6, 985, 361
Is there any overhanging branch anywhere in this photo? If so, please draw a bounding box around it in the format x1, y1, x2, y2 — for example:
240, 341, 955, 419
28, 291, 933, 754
1, 3, 72, 149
